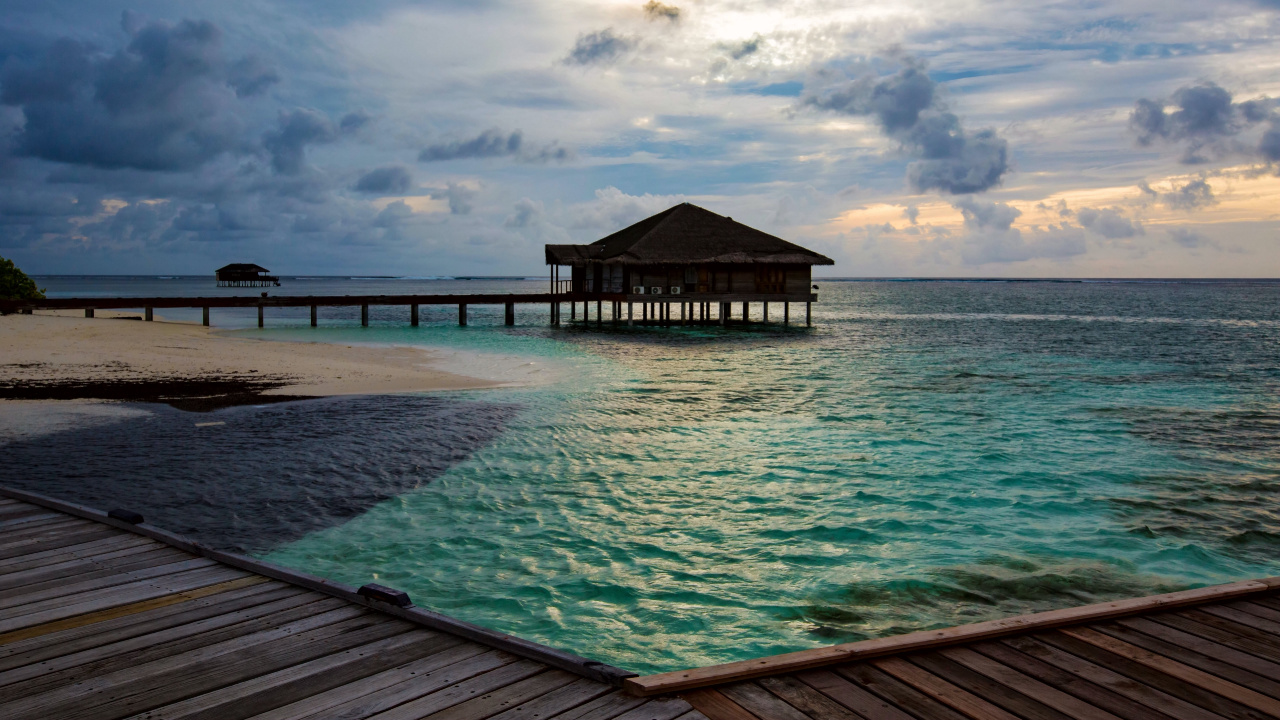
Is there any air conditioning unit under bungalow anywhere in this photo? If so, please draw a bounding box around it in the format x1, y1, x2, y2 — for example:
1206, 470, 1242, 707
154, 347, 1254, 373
669, 286, 682, 295
632, 286, 645, 295
650, 286, 664, 295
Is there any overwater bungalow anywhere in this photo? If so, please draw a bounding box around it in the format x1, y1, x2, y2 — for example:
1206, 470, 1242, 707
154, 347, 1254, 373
545, 202, 834, 325
215, 263, 280, 288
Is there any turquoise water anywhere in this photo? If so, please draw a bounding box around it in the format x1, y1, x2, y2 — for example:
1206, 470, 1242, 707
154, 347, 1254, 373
24, 277, 1280, 674
243, 280, 1280, 674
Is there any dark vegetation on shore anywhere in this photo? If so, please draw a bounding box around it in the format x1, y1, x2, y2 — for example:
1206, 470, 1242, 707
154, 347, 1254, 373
0, 375, 317, 411
0, 256, 44, 301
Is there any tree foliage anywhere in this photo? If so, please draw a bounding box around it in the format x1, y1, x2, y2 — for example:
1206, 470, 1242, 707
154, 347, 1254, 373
0, 256, 45, 300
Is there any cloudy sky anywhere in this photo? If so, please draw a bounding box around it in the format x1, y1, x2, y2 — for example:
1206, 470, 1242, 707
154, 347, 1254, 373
2, 0, 1278, 277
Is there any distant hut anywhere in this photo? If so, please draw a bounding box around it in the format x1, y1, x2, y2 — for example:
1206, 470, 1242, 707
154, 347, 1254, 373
546, 203, 833, 322
215, 264, 280, 288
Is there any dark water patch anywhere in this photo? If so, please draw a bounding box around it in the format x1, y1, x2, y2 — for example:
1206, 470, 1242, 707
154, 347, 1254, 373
2, 394, 519, 553
0, 375, 315, 412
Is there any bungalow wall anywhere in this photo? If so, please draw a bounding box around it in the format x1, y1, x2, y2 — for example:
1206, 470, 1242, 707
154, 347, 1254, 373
566, 263, 812, 296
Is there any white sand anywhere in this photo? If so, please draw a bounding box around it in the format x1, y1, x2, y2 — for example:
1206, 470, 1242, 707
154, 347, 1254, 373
0, 310, 507, 397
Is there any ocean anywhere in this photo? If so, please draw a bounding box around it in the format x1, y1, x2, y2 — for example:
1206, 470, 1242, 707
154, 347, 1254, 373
6, 275, 1280, 674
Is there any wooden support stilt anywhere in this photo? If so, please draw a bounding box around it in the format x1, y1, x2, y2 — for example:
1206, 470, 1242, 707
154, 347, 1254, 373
742, 301, 749, 323
784, 302, 789, 325
257, 305, 263, 328
459, 303, 467, 326
628, 302, 633, 326
361, 304, 369, 327
806, 301, 811, 326
505, 302, 515, 326
144, 307, 153, 322
681, 303, 686, 324
84, 308, 94, 318
410, 304, 419, 326
309, 305, 316, 327
202, 307, 209, 327
720, 302, 728, 326
763, 302, 769, 322
597, 299, 602, 326
571, 301, 576, 321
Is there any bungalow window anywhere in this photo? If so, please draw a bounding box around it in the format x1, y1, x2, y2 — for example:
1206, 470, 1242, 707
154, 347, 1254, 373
755, 267, 785, 293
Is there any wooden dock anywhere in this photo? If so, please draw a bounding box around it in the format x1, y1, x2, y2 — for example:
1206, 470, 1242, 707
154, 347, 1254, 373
0, 487, 702, 720
630, 579, 1280, 719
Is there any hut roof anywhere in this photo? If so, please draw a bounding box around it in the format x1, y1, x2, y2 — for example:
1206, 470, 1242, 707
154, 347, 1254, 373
545, 203, 834, 266
216, 263, 271, 273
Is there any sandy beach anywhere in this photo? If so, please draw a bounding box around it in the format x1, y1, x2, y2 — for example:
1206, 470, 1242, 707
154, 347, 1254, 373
0, 310, 505, 407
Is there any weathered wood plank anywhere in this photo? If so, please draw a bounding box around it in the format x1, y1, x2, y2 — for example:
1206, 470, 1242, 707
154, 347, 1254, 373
969, 640, 1180, 720
754, 676, 861, 720
1225, 601, 1280, 626
0, 575, 265, 646
794, 669, 915, 720
544, 689, 651, 720
1059, 627, 1280, 717
125, 630, 449, 720
675, 711, 712, 720
718, 682, 811, 720
938, 645, 1122, 720
0, 564, 250, 634
609, 697, 700, 720
485, 677, 615, 720
0, 581, 293, 671
0, 513, 62, 530
1164, 610, 1280, 661
908, 652, 1073, 720
1116, 616, 1280, 683
625, 580, 1273, 695
872, 656, 1022, 720
0, 544, 183, 592
0, 595, 346, 696
0, 527, 123, 561
1029, 631, 1256, 720
361, 659, 547, 720
417, 668, 578, 720
245, 642, 495, 720
0, 556, 218, 613
833, 663, 970, 720
680, 689, 762, 720
1201, 604, 1280, 637
0, 534, 154, 575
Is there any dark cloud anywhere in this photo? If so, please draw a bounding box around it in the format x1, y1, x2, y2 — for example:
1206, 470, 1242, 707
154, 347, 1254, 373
1076, 207, 1143, 238
263, 107, 337, 175
0, 16, 266, 171
802, 59, 1010, 195
565, 29, 637, 66
1261, 121, 1280, 162
1141, 177, 1216, 210
1168, 227, 1210, 248
353, 165, 412, 194
430, 182, 477, 215
903, 205, 919, 224
643, 2, 681, 21
340, 110, 372, 133
954, 198, 1085, 264
418, 128, 572, 163
1130, 82, 1275, 163
729, 35, 763, 60
505, 198, 541, 228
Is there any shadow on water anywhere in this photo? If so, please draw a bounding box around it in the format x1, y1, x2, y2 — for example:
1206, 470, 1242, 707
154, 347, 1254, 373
2, 394, 519, 554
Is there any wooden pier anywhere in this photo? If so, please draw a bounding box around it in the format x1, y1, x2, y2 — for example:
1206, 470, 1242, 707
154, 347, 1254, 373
0, 487, 702, 720
0, 293, 817, 328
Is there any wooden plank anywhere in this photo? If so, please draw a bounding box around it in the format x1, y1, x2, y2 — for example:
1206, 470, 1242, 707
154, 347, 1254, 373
939, 645, 1123, 720
755, 675, 862, 720
248, 641, 493, 720
416, 669, 578, 720
795, 669, 915, 720
0, 581, 294, 671
0, 527, 121, 561
0, 556, 218, 612
679, 689, 761, 720
624, 580, 1274, 695
269, 649, 519, 720
1165, 610, 1280, 661
0, 575, 265, 646
1029, 631, 1257, 720
0, 534, 154, 575
10, 612, 407, 720
1134, 613, 1280, 672
833, 664, 970, 720
0, 544, 183, 592
907, 652, 1073, 720
485, 678, 614, 720
124, 630, 450, 720
610, 698, 699, 720
0, 512, 62, 529
0, 518, 95, 548
1094, 620, 1280, 697
1060, 626, 1280, 717
361, 659, 547, 720
1225, 601, 1280, 626
1201, 604, 1280, 636
0, 594, 346, 695
0, 565, 250, 634
872, 656, 1022, 720
676, 712, 712, 720
969, 640, 1179, 720
718, 682, 811, 720
543, 690, 650, 720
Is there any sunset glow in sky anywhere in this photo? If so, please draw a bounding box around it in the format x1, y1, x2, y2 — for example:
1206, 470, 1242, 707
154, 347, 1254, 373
2, 0, 1278, 276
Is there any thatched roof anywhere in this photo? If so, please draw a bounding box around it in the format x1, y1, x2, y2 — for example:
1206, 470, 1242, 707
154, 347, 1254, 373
216, 263, 271, 273
545, 203, 834, 266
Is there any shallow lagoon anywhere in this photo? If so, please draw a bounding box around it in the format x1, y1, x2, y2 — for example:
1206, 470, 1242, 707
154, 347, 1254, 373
14, 277, 1280, 673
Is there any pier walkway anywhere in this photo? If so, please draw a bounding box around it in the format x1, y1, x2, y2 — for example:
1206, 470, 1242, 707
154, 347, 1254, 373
0, 487, 701, 720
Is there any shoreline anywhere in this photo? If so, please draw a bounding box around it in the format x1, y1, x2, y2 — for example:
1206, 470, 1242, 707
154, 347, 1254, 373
0, 309, 516, 412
